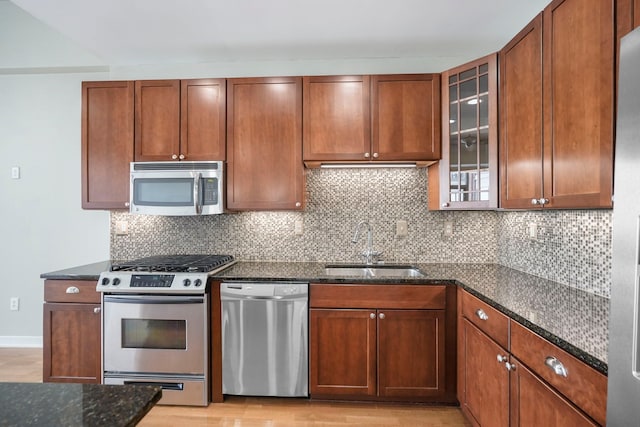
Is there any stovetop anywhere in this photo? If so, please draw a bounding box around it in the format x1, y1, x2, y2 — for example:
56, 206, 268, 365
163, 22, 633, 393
111, 254, 235, 273
97, 254, 236, 294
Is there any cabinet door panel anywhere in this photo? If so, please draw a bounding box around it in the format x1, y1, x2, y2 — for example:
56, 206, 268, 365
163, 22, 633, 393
310, 309, 376, 397
135, 80, 180, 161
181, 79, 226, 160
499, 14, 544, 209
542, 0, 613, 208
462, 320, 509, 427
43, 303, 101, 383
227, 77, 304, 210
372, 74, 441, 161
511, 359, 598, 427
303, 76, 370, 161
378, 310, 445, 398
81, 81, 133, 209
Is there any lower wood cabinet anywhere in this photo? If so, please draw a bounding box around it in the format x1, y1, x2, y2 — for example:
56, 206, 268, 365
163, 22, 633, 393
309, 284, 456, 403
43, 280, 101, 383
458, 289, 606, 426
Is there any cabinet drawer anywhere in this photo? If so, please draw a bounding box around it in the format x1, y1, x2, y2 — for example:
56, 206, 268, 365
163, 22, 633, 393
44, 280, 100, 304
461, 291, 509, 349
310, 284, 446, 309
510, 321, 607, 426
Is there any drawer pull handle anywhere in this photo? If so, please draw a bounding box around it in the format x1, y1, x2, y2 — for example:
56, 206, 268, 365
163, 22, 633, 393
545, 357, 568, 377
475, 309, 489, 321
65, 286, 80, 294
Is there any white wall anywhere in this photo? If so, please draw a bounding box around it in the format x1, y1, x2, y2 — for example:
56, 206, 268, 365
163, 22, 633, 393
0, 1, 111, 343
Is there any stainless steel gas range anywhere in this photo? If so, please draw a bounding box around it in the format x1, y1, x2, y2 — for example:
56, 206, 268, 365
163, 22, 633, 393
96, 254, 235, 406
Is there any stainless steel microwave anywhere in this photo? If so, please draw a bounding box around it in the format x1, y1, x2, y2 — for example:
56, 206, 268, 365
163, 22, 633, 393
130, 161, 224, 216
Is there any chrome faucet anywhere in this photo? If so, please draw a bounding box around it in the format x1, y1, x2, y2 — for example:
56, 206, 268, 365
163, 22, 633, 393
352, 221, 382, 265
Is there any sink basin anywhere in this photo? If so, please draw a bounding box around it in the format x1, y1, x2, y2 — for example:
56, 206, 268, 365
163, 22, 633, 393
324, 264, 425, 278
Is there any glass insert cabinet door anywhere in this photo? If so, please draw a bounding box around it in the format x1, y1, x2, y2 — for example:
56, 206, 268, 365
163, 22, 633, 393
436, 53, 498, 209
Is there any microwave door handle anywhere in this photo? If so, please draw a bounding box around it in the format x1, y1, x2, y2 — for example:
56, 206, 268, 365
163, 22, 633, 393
194, 173, 202, 214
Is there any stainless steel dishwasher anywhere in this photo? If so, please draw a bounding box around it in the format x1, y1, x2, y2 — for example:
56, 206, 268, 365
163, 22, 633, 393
220, 281, 308, 397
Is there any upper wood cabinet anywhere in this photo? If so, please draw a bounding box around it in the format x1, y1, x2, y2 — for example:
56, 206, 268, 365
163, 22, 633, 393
617, 0, 640, 40
500, 0, 614, 209
372, 74, 441, 162
226, 77, 305, 210
134, 79, 226, 162
303, 75, 371, 162
429, 53, 498, 210
81, 81, 134, 210
303, 74, 440, 165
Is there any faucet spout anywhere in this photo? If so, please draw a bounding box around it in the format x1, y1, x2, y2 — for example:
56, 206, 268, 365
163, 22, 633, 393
352, 221, 382, 265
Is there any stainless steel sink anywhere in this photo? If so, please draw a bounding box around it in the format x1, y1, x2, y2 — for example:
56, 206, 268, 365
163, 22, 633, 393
324, 264, 425, 278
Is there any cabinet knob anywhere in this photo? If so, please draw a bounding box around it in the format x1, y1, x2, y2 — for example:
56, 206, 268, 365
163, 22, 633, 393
505, 362, 516, 371
539, 198, 549, 205
545, 356, 568, 377
179, 154, 185, 160
295, 202, 301, 208
497, 354, 508, 363
372, 152, 379, 158
442, 202, 450, 208
475, 309, 489, 321
531, 198, 540, 205
172, 154, 178, 160
364, 152, 370, 158
65, 286, 80, 294
379, 313, 385, 320
124, 202, 130, 208
94, 307, 101, 314
370, 313, 376, 319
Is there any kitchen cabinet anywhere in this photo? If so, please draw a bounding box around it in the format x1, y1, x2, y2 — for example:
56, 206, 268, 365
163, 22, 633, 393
303, 75, 371, 163
429, 53, 498, 210
303, 74, 441, 166
499, 0, 614, 209
43, 280, 101, 384
458, 290, 607, 426
309, 284, 456, 403
135, 79, 226, 162
226, 77, 305, 210
617, 0, 640, 39
81, 81, 134, 210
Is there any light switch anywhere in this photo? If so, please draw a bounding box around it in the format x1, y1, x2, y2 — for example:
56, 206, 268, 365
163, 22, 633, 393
11, 167, 20, 179
396, 220, 408, 237
294, 220, 304, 235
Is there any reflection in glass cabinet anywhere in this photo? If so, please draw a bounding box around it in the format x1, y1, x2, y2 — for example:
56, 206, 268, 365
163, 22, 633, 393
433, 53, 497, 210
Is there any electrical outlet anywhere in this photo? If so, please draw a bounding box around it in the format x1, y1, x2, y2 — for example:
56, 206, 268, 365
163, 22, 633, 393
443, 221, 453, 237
396, 220, 408, 237
115, 220, 129, 235
11, 167, 20, 180
9, 297, 19, 311
294, 220, 304, 235
528, 222, 538, 240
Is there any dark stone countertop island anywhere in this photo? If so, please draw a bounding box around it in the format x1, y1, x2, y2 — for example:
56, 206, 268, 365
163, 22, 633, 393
0, 383, 161, 426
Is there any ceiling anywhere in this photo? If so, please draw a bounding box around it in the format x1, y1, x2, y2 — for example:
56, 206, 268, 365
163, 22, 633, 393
10, 0, 549, 69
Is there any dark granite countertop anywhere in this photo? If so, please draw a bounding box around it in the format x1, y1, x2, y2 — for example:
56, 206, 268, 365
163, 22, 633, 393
0, 383, 161, 426
41, 260, 609, 375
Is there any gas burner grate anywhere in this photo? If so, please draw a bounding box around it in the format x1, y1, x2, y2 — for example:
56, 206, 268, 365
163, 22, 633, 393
111, 254, 235, 273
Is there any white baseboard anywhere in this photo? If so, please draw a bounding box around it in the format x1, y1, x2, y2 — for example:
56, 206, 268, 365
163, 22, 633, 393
0, 336, 43, 348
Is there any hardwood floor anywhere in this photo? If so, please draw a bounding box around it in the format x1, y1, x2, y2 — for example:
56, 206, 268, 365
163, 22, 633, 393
1, 348, 470, 426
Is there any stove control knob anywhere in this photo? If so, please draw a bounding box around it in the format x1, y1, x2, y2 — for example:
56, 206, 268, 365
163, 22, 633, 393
194, 279, 202, 287
183, 279, 191, 287
112, 278, 121, 286
101, 277, 110, 286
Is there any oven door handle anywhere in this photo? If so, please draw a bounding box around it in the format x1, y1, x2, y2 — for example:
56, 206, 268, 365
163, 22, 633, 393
103, 295, 204, 304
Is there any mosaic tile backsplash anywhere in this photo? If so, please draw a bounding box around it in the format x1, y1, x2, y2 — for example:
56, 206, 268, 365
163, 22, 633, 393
111, 168, 612, 297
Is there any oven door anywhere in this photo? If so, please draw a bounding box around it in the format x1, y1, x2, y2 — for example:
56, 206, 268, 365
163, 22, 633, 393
103, 295, 208, 375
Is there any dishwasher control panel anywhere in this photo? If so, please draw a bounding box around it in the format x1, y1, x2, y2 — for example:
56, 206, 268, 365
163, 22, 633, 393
220, 282, 308, 299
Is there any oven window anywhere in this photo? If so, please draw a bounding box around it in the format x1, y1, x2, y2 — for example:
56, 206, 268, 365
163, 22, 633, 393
121, 319, 186, 349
